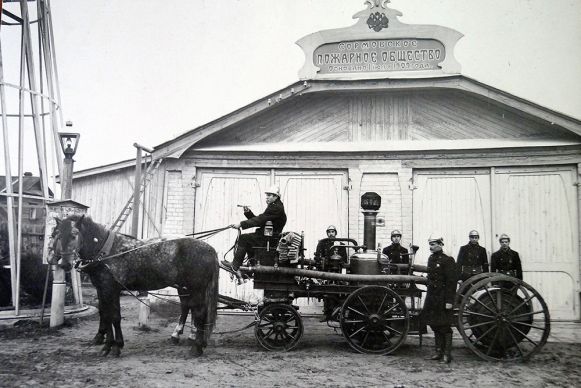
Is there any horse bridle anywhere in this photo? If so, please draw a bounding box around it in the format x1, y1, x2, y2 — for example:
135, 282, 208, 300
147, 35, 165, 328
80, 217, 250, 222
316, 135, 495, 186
73, 230, 117, 271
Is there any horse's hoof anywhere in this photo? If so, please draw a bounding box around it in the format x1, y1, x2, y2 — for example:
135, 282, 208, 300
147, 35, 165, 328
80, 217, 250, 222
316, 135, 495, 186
111, 346, 121, 357
171, 336, 180, 345
92, 334, 105, 346
189, 345, 203, 357
100, 345, 111, 357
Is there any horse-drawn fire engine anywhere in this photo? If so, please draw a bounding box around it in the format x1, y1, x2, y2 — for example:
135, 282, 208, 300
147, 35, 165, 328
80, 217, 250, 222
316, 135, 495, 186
220, 192, 551, 362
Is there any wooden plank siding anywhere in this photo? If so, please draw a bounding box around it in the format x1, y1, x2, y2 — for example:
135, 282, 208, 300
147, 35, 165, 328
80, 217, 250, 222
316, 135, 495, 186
195, 90, 577, 148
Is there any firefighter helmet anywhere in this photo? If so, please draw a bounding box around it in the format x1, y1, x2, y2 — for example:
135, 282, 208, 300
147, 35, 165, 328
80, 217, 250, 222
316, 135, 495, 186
326, 225, 337, 233
264, 185, 280, 197
391, 229, 402, 237
498, 233, 510, 242
428, 235, 444, 245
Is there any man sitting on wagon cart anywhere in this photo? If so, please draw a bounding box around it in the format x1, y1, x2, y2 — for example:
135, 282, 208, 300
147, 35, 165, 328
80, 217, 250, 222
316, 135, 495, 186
314, 225, 348, 271
221, 185, 287, 282
422, 235, 457, 364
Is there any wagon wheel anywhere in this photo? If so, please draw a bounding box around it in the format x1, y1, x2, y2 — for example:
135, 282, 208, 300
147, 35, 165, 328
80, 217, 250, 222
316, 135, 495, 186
340, 286, 409, 355
255, 303, 303, 351
457, 275, 551, 362
456, 272, 497, 305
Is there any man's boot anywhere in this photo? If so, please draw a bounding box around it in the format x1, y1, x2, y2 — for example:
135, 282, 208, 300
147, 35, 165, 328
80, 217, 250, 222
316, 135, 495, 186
428, 333, 443, 360
441, 332, 453, 364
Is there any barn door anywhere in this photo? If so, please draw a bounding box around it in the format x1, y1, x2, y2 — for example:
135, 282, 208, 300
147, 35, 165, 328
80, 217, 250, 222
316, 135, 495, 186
194, 169, 270, 302
276, 170, 348, 312
412, 170, 492, 265
493, 166, 579, 320
276, 170, 349, 258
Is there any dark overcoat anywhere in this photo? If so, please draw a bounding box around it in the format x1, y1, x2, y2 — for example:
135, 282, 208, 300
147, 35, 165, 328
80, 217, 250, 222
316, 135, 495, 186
240, 198, 287, 237
382, 243, 409, 264
422, 251, 457, 326
456, 243, 489, 281
491, 248, 522, 280
315, 239, 347, 261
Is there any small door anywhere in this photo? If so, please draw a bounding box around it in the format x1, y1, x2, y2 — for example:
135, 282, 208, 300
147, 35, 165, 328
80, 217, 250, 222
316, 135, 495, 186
493, 166, 579, 320
276, 170, 349, 258
194, 169, 270, 302
412, 169, 492, 264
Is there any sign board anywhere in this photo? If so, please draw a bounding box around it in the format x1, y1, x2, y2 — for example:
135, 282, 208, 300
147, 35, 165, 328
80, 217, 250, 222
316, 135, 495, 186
42, 200, 89, 263
314, 38, 445, 74
297, 1, 463, 80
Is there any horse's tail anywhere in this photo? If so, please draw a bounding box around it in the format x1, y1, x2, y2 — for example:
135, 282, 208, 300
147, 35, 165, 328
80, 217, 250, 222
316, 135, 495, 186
205, 251, 219, 334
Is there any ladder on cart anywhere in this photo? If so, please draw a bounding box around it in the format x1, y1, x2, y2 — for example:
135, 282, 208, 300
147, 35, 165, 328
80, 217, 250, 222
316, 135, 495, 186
110, 157, 163, 233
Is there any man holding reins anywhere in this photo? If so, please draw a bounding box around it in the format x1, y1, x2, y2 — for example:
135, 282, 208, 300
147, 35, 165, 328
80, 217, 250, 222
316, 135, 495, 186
221, 185, 287, 281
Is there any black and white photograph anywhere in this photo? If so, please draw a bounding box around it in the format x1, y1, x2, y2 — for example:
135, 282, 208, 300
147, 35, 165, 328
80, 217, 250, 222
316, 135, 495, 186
1, 0, 580, 387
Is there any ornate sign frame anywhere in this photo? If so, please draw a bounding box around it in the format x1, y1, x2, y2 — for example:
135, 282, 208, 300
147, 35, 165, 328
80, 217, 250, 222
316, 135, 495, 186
296, 0, 463, 80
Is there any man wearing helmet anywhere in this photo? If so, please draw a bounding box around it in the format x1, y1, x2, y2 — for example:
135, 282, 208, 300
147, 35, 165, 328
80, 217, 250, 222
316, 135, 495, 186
422, 236, 457, 364
314, 225, 348, 264
491, 234, 522, 280
456, 230, 489, 282
221, 185, 287, 281
382, 229, 409, 265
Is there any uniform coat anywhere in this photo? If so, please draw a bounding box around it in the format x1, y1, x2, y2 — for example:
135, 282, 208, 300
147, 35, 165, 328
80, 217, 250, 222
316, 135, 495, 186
456, 243, 489, 281
382, 243, 409, 264
422, 251, 457, 326
491, 248, 522, 280
314, 239, 347, 260
231, 198, 287, 269
240, 198, 287, 237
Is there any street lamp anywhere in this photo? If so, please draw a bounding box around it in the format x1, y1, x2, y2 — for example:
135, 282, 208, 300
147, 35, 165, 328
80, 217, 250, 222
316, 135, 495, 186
58, 123, 80, 199
50, 124, 81, 327
58, 132, 80, 160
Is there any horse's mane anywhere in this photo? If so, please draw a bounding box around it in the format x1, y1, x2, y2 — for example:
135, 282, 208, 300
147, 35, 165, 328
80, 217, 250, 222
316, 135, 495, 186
66, 214, 103, 233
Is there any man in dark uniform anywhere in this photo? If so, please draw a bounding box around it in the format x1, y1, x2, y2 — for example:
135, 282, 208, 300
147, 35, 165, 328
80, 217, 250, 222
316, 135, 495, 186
221, 186, 287, 281
456, 230, 489, 282
314, 225, 348, 265
382, 229, 409, 265
315, 225, 348, 321
491, 234, 522, 283
422, 235, 457, 364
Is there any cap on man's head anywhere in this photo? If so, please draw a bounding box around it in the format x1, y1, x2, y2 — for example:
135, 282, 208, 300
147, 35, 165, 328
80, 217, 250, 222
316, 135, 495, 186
498, 233, 510, 242
265, 185, 280, 197
391, 229, 402, 237
326, 225, 337, 232
469, 230, 479, 237
428, 235, 444, 245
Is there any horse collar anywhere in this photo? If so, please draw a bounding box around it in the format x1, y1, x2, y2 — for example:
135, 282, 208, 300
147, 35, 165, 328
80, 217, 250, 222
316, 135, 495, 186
96, 231, 116, 260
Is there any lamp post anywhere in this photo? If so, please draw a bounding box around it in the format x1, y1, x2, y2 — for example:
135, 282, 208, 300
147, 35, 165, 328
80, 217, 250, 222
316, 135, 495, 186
58, 128, 80, 199
50, 125, 80, 327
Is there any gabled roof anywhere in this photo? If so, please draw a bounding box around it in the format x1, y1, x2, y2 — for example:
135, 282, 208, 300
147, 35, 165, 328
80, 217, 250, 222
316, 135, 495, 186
151, 75, 581, 160
0, 175, 54, 198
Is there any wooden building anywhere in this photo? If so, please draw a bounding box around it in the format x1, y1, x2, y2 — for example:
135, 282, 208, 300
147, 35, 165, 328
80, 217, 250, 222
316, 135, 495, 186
71, 3, 581, 319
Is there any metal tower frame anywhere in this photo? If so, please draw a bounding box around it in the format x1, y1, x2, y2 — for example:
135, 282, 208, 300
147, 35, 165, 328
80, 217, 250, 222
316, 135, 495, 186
1, 0, 64, 315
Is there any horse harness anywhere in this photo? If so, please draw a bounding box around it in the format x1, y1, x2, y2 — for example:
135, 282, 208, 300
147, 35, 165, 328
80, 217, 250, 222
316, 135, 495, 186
74, 230, 117, 271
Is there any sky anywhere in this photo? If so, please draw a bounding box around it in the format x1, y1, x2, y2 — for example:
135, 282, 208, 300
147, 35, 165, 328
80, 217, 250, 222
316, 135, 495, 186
1, 0, 581, 176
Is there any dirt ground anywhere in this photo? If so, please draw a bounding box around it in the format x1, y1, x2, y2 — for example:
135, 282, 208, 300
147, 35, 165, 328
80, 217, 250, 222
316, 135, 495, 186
1, 286, 580, 388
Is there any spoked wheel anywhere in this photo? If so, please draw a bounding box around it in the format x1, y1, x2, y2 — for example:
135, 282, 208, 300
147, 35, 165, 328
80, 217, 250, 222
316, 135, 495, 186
340, 286, 409, 355
255, 303, 303, 351
457, 275, 551, 361
456, 273, 497, 305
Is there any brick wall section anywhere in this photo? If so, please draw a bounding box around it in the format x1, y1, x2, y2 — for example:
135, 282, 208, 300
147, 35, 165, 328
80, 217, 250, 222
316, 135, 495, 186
357, 172, 401, 250
162, 170, 183, 235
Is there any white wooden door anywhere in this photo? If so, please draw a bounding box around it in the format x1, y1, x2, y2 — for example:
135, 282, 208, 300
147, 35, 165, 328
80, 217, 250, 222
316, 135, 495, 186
276, 170, 349, 312
194, 169, 270, 302
194, 169, 349, 310
494, 166, 579, 320
276, 170, 349, 258
412, 170, 492, 265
